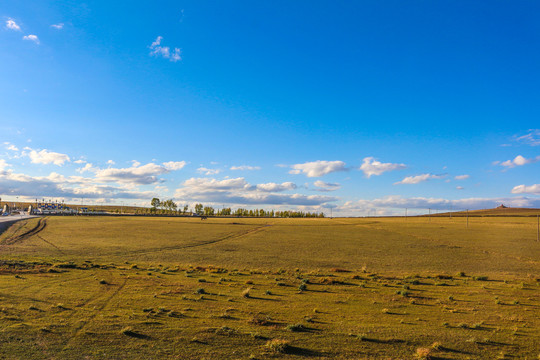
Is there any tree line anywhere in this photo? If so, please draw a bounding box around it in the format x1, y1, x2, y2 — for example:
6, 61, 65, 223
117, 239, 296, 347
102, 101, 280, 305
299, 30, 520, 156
145, 198, 324, 218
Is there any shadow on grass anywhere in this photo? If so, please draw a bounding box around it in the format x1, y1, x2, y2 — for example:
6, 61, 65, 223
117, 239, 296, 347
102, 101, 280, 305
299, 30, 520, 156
360, 337, 405, 344
476, 340, 516, 347
246, 296, 282, 302
249, 317, 285, 327
410, 302, 435, 307
285, 346, 322, 357
190, 338, 208, 345
437, 346, 473, 355
122, 330, 151, 340
383, 311, 408, 316
288, 325, 320, 333
212, 315, 240, 320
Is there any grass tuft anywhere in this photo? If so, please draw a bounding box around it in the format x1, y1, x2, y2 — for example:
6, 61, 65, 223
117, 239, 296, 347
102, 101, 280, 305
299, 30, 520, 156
396, 290, 410, 297
265, 339, 291, 353
415, 347, 433, 359
241, 288, 251, 298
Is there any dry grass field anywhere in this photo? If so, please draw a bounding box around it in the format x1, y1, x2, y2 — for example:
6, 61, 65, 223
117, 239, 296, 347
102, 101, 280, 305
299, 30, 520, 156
0, 216, 539, 359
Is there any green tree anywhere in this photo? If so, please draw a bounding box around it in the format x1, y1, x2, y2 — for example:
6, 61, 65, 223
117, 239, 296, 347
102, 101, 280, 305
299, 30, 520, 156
151, 198, 160, 209
194, 203, 203, 215
162, 199, 177, 212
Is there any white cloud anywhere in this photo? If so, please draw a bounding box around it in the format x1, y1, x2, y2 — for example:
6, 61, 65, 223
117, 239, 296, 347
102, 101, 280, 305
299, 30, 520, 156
181, 177, 249, 192
335, 195, 540, 216
313, 180, 341, 192
107, 160, 116, 165
163, 161, 186, 171
499, 155, 540, 168
515, 129, 540, 146
230, 165, 261, 171
149, 36, 182, 62
256, 182, 296, 192
50, 23, 64, 29
74, 159, 86, 164
94, 163, 168, 185
0, 169, 156, 200
454, 174, 470, 180
289, 160, 347, 177
174, 177, 335, 206
28, 149, 70, 166
394, 173, 445, 185
0, 159, 10, 171
511, 184, 540, 195
4, 142, 19, 151
197, 167, 221, 175
6, 19, 20, 31
456, 186, 464, 190
170, 48, 181, 62
76, 163, 94, 173
359, 157, 406, 178
23, 34, 39, 44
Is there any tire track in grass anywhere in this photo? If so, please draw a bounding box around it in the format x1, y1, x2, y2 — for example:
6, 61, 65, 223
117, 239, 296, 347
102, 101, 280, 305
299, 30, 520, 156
0, 291, 56, 305
62, 276, 128, 351
0, 271, 102, 309
0, 217, 47, 246
35, 234, 65, 255
0, 221, 26, 239
114, 224, 272, 256
0, 272, 96, 293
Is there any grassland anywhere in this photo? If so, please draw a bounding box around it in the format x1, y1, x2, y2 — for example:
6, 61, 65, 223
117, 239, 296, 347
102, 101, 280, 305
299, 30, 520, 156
0, 216, 539, 359
434, 207, 540, 217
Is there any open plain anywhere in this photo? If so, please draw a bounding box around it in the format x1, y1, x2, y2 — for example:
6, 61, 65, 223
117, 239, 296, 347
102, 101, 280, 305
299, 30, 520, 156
0, 215, 539, 359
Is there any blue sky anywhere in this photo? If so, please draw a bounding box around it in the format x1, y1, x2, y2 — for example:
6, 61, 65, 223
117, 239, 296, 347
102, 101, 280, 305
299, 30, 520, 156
1, 1, 539, 215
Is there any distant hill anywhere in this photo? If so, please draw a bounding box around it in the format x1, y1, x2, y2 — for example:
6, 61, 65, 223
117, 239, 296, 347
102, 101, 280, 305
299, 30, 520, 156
431, 207, 540, 217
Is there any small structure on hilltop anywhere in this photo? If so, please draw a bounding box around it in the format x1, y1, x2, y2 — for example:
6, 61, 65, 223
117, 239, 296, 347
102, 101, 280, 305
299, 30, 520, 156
496, 204, 508, 209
